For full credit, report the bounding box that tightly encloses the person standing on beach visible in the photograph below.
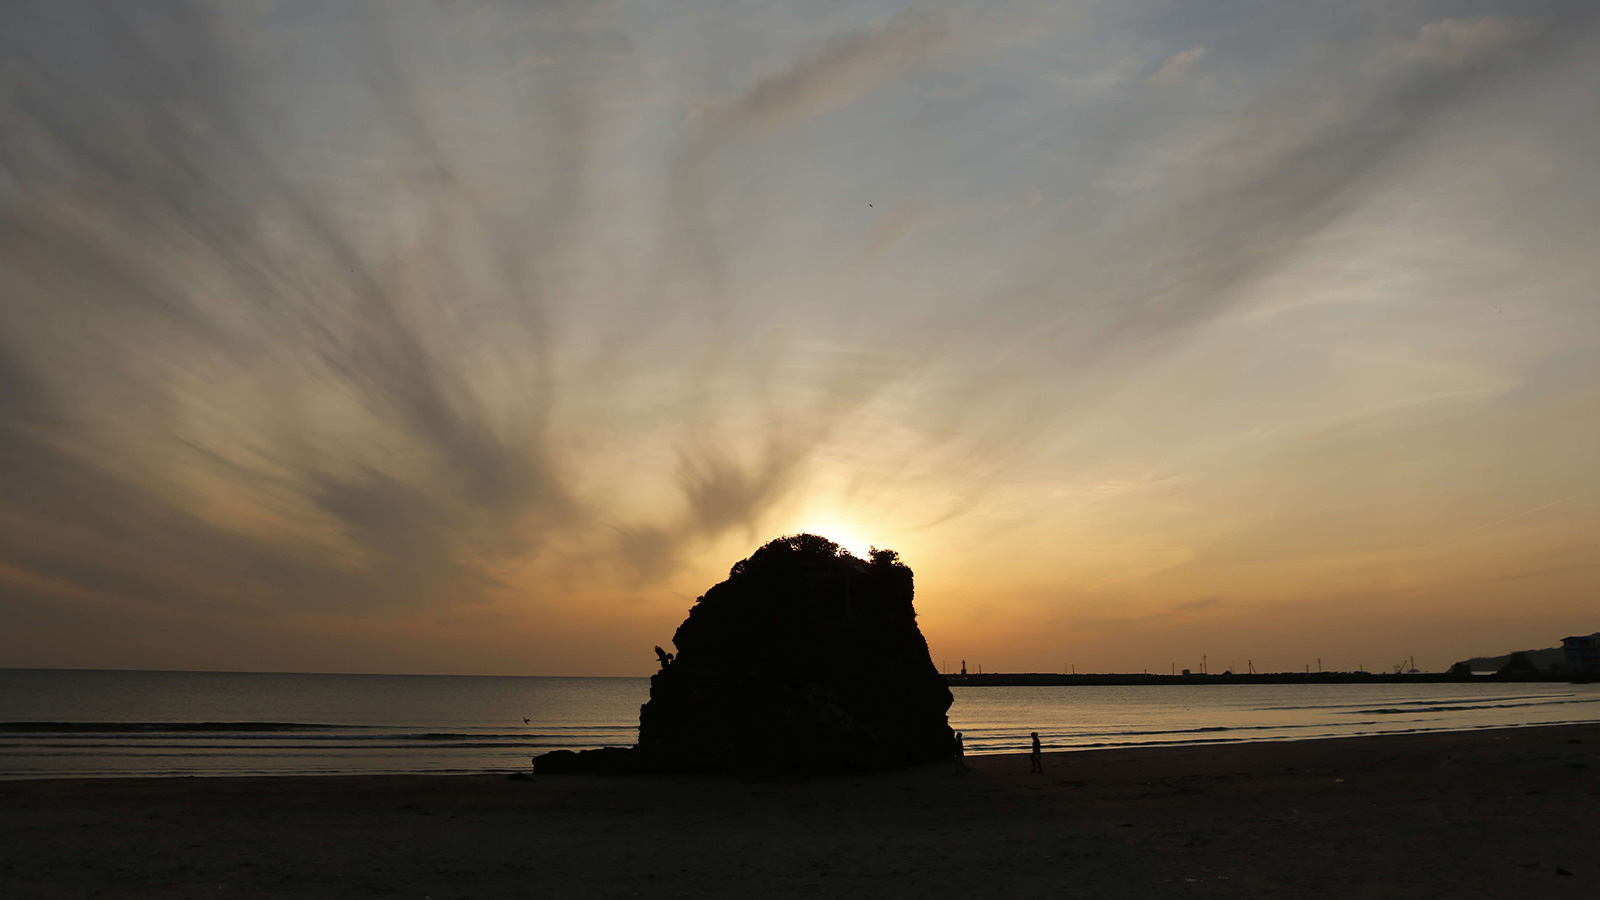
[953,731,968,773]
[1030,731,1043,773]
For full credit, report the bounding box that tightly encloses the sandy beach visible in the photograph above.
[2,723,1595,899]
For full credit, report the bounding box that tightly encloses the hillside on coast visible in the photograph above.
[1455,632,1598,673]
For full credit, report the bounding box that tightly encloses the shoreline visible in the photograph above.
[9,715,1600,783]
[3,722,1595,898]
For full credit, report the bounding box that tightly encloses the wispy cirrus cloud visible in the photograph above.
[3,1,1599,675]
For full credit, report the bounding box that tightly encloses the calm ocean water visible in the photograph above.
[2,668,1598,779]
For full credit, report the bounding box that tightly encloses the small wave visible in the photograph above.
[1256,693,1570,712]
[0,733,634,748]
[1057,736,1249,750]
[968,716,1600,754]
[0,723,636,736]
[0,722,364,733]
[1347,697,1600,715]
[0,740,585,752]
[954,720,1373,741]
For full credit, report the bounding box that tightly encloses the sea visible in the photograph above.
[2,668,1598,780]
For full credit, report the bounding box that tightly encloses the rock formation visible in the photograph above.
[634,534,954,773]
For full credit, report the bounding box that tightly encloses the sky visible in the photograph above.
[2,0,1598,677]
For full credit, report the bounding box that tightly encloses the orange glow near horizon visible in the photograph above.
[2,4,1598,678]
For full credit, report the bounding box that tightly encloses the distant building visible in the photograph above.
[1564,634,1600,675]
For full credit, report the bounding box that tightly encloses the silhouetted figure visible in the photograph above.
[953,731,968,773]
[1030,731,1042,773]
[654,645,674,670]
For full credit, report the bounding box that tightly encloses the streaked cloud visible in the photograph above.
[1151,46,1207,84]
[696,11,951,140]
[1401,15,1541,68]
[2,0,1598,675]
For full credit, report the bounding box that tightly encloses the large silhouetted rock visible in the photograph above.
[635,534,954,772]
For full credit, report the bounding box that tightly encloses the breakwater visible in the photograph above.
[945,672,1594,687]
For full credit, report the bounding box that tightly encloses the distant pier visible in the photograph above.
[943,672,1594,686]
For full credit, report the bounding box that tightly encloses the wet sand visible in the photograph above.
[2,723,1596,899]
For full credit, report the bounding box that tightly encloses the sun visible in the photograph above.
[793,516,875,561]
